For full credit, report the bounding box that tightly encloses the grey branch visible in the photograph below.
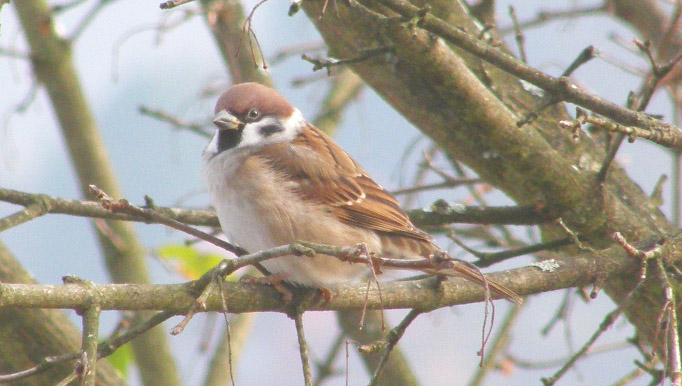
[0,236,662,313]
[0,187,552,232]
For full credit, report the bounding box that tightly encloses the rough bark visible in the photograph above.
[0,242,126,386]
[300,0,678,357]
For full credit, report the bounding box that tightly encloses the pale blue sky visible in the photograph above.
[0,1,674,385]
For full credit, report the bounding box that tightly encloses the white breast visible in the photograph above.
[201,146,377,288]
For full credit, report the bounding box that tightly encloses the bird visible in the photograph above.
[201,82,521,304]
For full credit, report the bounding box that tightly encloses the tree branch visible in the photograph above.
[12,1,181,384]
[0,234,661,312]
[0,187,553,232]
[368,0,678,134]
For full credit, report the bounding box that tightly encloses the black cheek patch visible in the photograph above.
[259,124,283,137]
[218,129,243,153]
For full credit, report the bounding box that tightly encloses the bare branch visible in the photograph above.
[139,105,211,138]
[0,186,220,228]
[0,187,549,232]
[78,299,101,386]
[468,305,523,386]
[407,202,553,226]
[291,310,313,386]
[508,6,526,64]
[0,198,53,232]
[368,0,678,134]
[302,46,394,74]
[0,233,666,313]
[88,185,246,256]
[68,0,114,41]
[311,68,365,135]
[471,238,575,268]
[367,309,421,386]
[560,111,682,150]
[497,5,606,34]
[517,46,599,127]
[0,309,174,384]
[541,307,624,386]
[312,332,346,385]
[159,0,195,9]
[391,179,481,196]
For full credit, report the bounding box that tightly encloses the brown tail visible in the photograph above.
[422,259,522,305]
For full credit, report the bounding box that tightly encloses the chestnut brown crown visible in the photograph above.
[214,82,294,119]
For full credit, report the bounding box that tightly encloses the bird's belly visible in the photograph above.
[213,188,374,288]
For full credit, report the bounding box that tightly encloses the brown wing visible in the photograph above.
[254,124,431,242]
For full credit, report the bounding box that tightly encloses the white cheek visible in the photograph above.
[239,121,268,147]
[237,109,306,148]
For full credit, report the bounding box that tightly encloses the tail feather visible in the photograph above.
[423,259,522,305]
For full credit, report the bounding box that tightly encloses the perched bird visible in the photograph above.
[202,82,521,303]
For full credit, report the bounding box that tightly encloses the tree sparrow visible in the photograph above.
[202,82,520,303]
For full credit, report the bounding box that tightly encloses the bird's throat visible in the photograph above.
[218,128,243,153]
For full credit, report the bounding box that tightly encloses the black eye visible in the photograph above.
[246,108,260,121]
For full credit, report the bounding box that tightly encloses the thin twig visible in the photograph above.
[498,5,606,34]
[98,311,176,358]
[271,41,326,65]
[0,200,53,232]
[508,6,526,63]
[2,81,39,135]
[540,307,623,386]
[612,232,664,281]
[597,42,682,182]
[368,309,422,386]
[79,304,101,386]
[111,10,199,81]
[68,0,113,41]
[240,0,270,70]
[540,289,573,336]
[0,47,30,59]
[292,310,313,386]
[609,359,651,386]
[216,277,236,386]
[159,0,195,9]
[52,0,88,13]
[172,261,229,335]
[89,185,246,256]
[313,332,346,386]
[596,132,627,183]
[474,237,574,268]
[370,0,677,135]
[517,46,598,127]
[391,179,481,196]
[556,218,595,252]
[0,186,550,232]
[468,305,523,386]
[0,308,173,383]
[507,341,634,370]
[408,203,553,227]
[139,105,211,137]
[302,46,394,75]
[0,186,220,228]
[656,257,682,385]
[560,112,682,151]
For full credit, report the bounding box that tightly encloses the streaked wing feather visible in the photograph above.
[254,124,430,242]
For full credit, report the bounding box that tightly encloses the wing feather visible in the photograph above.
[253,124,431,242]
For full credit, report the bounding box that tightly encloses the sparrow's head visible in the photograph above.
[205,83,306,157]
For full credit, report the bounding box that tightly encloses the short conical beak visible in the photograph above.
[213,110,243,130]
